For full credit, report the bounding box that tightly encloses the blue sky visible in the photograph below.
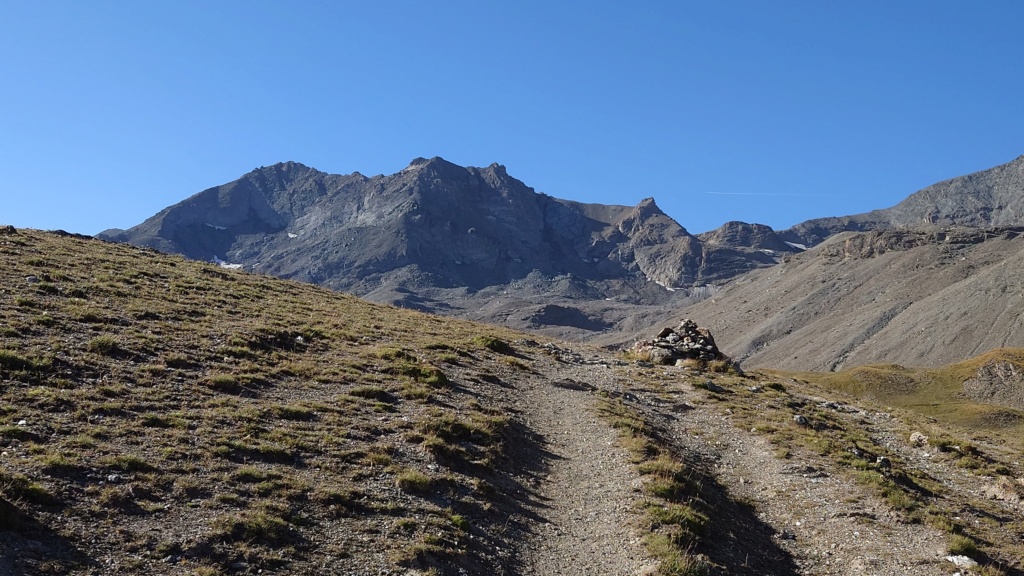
[2,1,1022,235]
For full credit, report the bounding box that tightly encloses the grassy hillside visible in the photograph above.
[0,228,533,575]
[776,348,1024,448]
[3,227,1023,575]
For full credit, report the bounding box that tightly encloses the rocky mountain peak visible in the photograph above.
[698,220,794,252]
[632,197,664,217]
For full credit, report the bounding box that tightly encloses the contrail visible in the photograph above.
[701,191,826,197]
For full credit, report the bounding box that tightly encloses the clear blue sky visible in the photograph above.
[2,1,1022,235]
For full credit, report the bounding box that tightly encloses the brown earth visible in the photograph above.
[1,229,1022,575]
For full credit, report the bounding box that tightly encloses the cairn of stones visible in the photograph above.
[631,319,725,365]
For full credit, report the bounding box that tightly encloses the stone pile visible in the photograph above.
[631,319,725,365]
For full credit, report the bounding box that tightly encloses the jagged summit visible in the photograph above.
[98,153,1024,350]
[98,157,794,338]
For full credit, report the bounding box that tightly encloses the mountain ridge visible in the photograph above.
[781,154,1024,246]
[98,153,1024,370]
[98,157,799,335]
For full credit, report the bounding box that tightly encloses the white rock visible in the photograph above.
[945,555,979,568]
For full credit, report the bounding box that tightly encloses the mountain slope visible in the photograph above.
[783,154,1024,246]
[2,228,1022,575]
[98,158,798,338]
[678,226,1024,370]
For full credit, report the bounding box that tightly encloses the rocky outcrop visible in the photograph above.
[963,360,1024,411]
[630,319,726,365]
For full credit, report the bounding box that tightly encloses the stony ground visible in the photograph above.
[495,341,1023,576]
[2,229,1022,576]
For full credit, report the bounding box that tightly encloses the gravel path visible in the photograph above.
[669,402,949,575]
[516,363,655,576]
[503,343,1021,576]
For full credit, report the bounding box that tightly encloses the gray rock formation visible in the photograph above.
[630,318,726,365]
[782,154,1024,247]
[674,226,1024,370]
[99,157,792,336]
[98,153,1024,370]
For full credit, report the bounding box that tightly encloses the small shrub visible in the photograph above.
[400,384,433,401]
[32,315,56,327]
[707,359,735,374]
[0,426,40,442]
[265,404,316,421]
[387,362,450,388]
[472,335,513,355]
[231,466,272,484]
[221,346,257,360]
[349,386,397,403]
[645,502,707,541]
[947,534,980,556]
[374,347,417,362]
[86,335,118,355]
[214,510,294,546]
[503,357,531,371]
[0,350,51,373]
[106,454,156,473]
[163,354,194,369]
[396,470,434,494]
[206,374,242,394]
[0,473,54,505]
[449,514,470,532]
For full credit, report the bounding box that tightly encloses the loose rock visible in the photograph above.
[909,431,929,446]
[630,319,730,365]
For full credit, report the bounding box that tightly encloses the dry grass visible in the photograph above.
[774,350,1024,449]
[0,228,529,575]
[594,396,711,575]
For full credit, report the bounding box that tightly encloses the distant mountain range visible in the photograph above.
[100,154,1024,368]
[98,157,804,338]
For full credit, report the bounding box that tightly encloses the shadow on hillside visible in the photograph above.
[489,415,564,574]
[686,454,800,576]
[0,498,91,574]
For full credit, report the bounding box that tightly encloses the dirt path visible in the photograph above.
[668,399,949,575]
[516,361,655,576]
[506,344,1016,576]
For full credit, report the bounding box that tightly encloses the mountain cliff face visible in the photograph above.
[100,157,795,334]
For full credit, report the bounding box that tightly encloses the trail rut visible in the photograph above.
[516,366,654,576]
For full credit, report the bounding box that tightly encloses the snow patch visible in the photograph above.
[205,223,227,231]
[288,233,298,238]
[784,241,807,251]
[212,256,244,270]
[646,276,677,292]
